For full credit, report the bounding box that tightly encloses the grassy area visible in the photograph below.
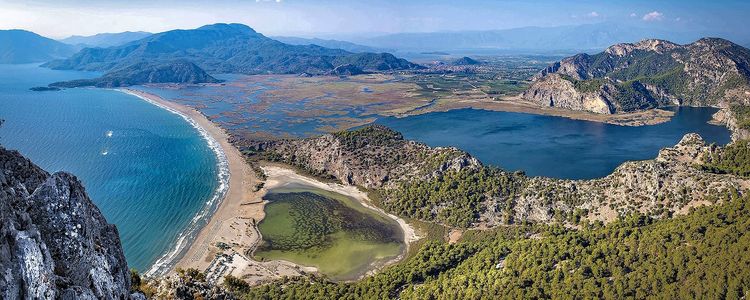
[254,186,404,280]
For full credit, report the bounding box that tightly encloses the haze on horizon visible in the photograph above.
[1,0,748,41]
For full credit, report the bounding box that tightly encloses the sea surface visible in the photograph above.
[377,107,731,179]
[0,64,223,272]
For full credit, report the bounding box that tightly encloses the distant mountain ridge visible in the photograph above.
[44,23,422,75]
[522,38,750,114]
[60,31,152,48]
[271,36,389,53]
[357,23,712,52]
[0,30,76,63]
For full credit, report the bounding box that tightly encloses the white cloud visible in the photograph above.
[629,12,637,18]
[587,11,599,18]
[642,11,664,22]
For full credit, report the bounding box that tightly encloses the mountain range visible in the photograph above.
[354,23,746,53]
[59,31,152,48]
[44,23,422,76]
[271,36,389,53]
[522,38,750,114]
[0,30,76,64]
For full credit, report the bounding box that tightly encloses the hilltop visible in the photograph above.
[49,60,220,88]
[523,38,750,114]
[44,23,422,75]
[0,30,76,63]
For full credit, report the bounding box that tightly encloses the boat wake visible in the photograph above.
[117,89,231,278]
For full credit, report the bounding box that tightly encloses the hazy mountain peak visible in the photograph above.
[197,23,257,34]
[0,29,76,63]
[60,31,152,48]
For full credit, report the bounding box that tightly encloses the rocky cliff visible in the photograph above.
[512,133,747,224]
[250,125,480,189]
[523,38,750,114]
[0,147,139,299]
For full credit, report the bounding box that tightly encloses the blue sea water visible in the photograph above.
[0,64,221,272]
[377,107,731,179]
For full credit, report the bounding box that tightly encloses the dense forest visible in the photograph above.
[701,139,750,177]
[381,167,524,228]
[212,190,750,299]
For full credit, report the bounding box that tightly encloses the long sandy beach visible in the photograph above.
[123,89,417,285]
[121,89,268,276]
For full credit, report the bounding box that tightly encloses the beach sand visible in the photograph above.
[122,89,416,285]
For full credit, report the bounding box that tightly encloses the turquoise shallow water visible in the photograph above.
[0,64,221,272]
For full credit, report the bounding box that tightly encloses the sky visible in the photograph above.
[1,0,748,39]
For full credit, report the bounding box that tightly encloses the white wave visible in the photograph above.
[106,130,113,137]
[116,89,231,278]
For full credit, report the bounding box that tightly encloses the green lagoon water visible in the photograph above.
[255,184,404,281]
[0,64,227,274]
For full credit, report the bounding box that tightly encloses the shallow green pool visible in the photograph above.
[254,184,404,280]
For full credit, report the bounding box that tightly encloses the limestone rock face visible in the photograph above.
[0,147,136,299]
[258,125,480,189]
[522,73,615,114]
[511,133,747,224]
[524,38,750,114]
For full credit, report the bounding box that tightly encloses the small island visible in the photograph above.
[29,86,61,91]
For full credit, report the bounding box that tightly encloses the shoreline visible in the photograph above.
[262,165,420,245]
[122,88,417,285]
[402,95,677,127]
[119,89,258,278]
[261,165,420,280]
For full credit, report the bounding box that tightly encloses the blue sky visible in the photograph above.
[1,0,748,38]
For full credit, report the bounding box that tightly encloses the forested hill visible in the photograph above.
[43,23,423,75]
[48,60,220,88]
[523,38,750,114]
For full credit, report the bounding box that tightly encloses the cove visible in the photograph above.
[376,107,731,179]
[254,183,404,281]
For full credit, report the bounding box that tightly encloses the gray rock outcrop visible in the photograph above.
[0,147,136,299]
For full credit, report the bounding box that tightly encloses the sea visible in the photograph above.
[0,64,227,274]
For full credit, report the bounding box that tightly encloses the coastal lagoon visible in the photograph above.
[140,76,731,180]
[0,64,224,272]
[255,183,404,281]
[377,107,731,179]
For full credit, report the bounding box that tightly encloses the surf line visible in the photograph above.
[117,89,231,278]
